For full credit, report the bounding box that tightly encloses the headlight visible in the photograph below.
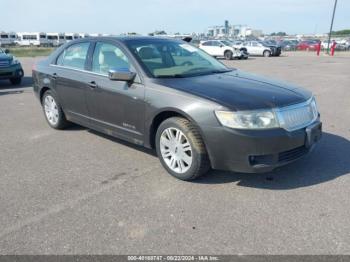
[215,110,279,129]
[11,59,20,65]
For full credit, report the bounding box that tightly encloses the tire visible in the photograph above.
[10,77,22,85]
[42,90,69,129]
[263,50,271,57]
[155,117,210,181]
[224,50,233,60]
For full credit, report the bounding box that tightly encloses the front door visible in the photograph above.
[85,41,145,144]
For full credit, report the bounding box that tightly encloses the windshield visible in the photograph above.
[221,40,232,46]
[0,48,3,53]
[125,39,231,78]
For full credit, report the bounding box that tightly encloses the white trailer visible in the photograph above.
[64,33,79,42]
[78,33,89,38]
[0,32,17,46]
[16,32,49,46]
[47,32,65,46]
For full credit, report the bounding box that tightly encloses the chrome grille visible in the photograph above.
[0,60,10,67]
[276,98,318,131]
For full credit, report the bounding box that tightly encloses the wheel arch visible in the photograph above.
[39,86,51,103]
[147,108,205,150]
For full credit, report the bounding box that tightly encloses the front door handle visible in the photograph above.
[88,81,97,88]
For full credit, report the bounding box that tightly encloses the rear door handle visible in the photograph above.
[52,73,57,79]
[88,81,97,88]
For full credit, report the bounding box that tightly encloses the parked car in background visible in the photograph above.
[278,40,297,51]
[199,40,248,60]
[32,37,322,180]
[260,40,282,56]
[0,48,23,85]
[321,40,333,50]
[234,41,273,57]
[335,41,350,51]
[220,40,249,58]
[297,40,320,51]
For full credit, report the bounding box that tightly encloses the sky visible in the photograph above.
[1,0,349,35]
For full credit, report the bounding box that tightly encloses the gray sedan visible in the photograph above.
[33,37,322,180]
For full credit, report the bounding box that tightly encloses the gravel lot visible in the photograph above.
[0,52,349,254]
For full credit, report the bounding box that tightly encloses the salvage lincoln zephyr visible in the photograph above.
[33,37,322,180]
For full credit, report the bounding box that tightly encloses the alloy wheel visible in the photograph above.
[160,127,193,174]
[44,95,59,125]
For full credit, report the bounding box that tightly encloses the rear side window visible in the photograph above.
[92,42,130,75]
[56,42,90,70]
[202,41,212,46]
[212,41,221,47]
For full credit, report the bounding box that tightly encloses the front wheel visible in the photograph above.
[155,117,210,181]
[10,77,22,85]
[224,50,233,60]
[263,50,271,57]
[42,90,69,129]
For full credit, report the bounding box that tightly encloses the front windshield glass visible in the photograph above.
[0,48,4,53]
[125,39,231,78]
[221,40,232,46]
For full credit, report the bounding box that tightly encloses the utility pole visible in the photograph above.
[327,0,338,54]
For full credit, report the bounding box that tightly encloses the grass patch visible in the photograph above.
[8,47,56,57]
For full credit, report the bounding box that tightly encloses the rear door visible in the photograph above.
[211,41,224,56]
[200,41,215,55]
[249,41,260,55]
[85,41,145,144]
[52,41,92,125]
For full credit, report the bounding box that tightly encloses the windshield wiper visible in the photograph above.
[210,69,233,74]
[184,68,233,76]
[156,74,185,78]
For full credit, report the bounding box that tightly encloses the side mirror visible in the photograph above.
[108,68,136,82]
[220,44,224,48]
[4,49,10,54]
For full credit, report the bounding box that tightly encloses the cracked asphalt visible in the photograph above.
[0,52,349,254]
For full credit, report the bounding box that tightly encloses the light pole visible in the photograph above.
[327,0,338,54]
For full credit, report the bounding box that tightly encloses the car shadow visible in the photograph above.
[83,129,349,189]
[195,132,350,189]
[87,129,157,156]
[0,76,33,89]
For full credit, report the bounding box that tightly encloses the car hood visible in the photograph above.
[0,53,12,61]
[153,70,311,111]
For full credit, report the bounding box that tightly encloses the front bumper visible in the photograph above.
[0,64,23,80]
[203,120,322,173]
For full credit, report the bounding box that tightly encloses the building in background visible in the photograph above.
[207,21,263,38]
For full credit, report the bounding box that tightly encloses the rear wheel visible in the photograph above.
[42,90,69,129]
[224,50,233,60]
[155,117,210,181]
[10,77,22,85]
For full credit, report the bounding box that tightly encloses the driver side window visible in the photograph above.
[92,42,131,75]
